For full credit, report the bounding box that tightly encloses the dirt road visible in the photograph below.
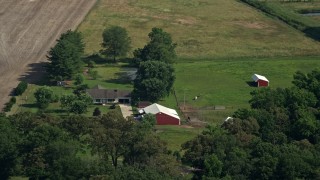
[0,0,96,110]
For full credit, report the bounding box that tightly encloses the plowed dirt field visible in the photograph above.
[0,0,96,109]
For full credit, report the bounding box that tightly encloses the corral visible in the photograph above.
[0,0,96,109]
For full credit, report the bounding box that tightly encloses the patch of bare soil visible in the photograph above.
[180,125,194,129]
[0,0,97,110]
[179,104,207,128]
[233,21,269,29]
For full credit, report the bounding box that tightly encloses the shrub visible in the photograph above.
[3,97,16,112]
[88,69,98,80]
[15,81,28,96]
[93,107,101,116]
[10,97,16,104]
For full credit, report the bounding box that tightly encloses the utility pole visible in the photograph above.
[184,90,186,110]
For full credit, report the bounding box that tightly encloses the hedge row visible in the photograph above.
[3,97,16,112]
[15,81,28,96]
[239,0,314,30]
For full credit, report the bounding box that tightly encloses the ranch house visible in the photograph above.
[86,85,131,104]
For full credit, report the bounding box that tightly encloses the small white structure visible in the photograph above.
[224,117,233,122]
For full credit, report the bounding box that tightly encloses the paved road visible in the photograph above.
[119,104,132,118]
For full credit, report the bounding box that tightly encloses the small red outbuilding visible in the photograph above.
[252,74,269,87]
[139,103,180,125]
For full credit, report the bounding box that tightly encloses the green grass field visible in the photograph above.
[161,57,320,124]
[78,0,320,59]
[83,63,134,90]
[156,125,202,152]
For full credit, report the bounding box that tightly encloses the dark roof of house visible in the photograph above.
[86,85,131,99]
[138,101,152,108]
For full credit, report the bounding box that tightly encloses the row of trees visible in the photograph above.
[182,70,320,179]
[0,111,181,179]
[101,26,176,64]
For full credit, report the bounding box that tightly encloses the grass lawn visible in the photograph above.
[8,63,132,117]
[83,63,134,90]
[156,125,202,152]
[78,0,320,59]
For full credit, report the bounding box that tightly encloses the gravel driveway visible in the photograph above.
[119,104,132,118]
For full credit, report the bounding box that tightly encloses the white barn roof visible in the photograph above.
[252,74,269,82]
[141,103,180,120]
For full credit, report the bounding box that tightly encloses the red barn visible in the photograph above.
[139,103,180,125]
[252,74,269,87]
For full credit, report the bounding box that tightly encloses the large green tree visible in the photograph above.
[133,61,175,102]
[34,86,56,109]
[293,69,320,106]
[46,30,84,81]
[90,110,135,168]
[101,26,131,62]
[134,27,177,64]
[60,94,92,114]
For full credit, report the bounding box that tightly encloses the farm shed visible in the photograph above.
[86,85,131,104]
[139,103,180,125]
[252,74,269,87]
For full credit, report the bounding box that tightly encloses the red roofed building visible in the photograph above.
[252,74,269,87]
[139,103,180,125]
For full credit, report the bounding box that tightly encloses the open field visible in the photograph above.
[0,0,97,110]
[156,125,202,152]
[161,56,320,124]
[78,0,320,59]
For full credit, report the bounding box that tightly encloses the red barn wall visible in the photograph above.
[156,113,180,125]
[258,80,269,87]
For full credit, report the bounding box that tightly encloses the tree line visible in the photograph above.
[0,111,181,179]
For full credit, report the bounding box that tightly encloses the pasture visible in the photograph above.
[156,125,202,152]
[78,0,320,59]
[161,56,320,124]
[0,0,96,110]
